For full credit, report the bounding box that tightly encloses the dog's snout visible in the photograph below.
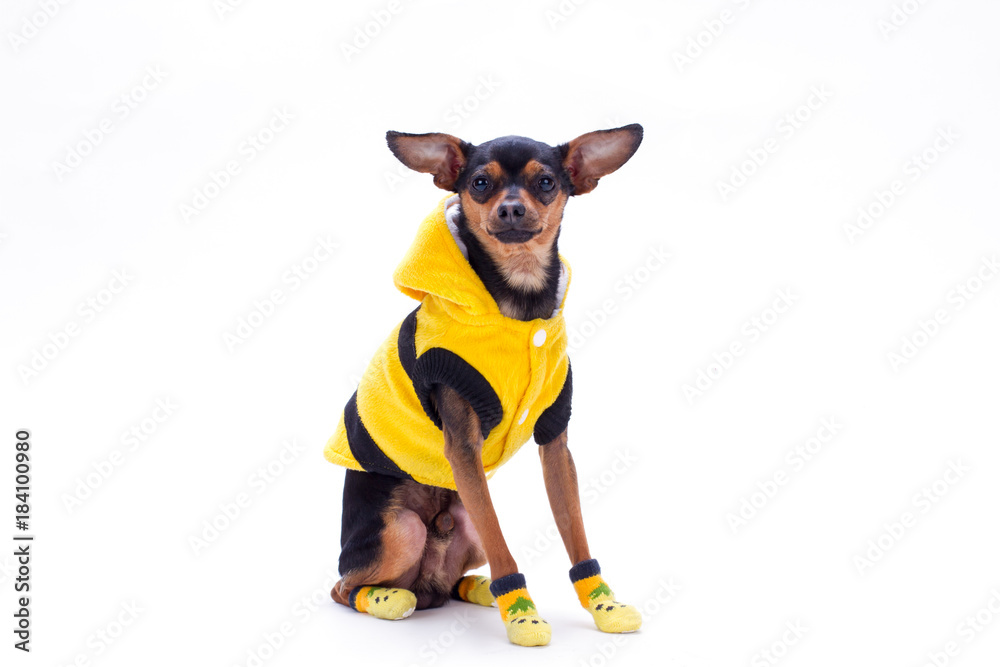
[497,200,526,222]
[489,197,540,243]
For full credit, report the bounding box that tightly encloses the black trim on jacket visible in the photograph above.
[395,307,505,439]
[411,348,504,439]
[344,391,414,480]
[397,306,420,379]
[534,363,572,445]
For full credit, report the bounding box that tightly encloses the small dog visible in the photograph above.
[326,125,643,646]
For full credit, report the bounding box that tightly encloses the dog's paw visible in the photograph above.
[454,575,495,607]
[361,587,417,620]
[490,573,550,646]
[505,613,552,646]
[588,599,642,634]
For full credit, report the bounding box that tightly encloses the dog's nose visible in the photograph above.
[497,200,526,222]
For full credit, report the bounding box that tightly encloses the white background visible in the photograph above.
[2,1,1000,665]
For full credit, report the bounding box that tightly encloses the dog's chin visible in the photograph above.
[489,228,541,244]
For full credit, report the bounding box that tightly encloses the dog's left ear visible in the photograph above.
[386,131,471,191]
[560,124,643,195]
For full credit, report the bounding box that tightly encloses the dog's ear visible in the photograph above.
[560,124,643,195]
[386,131,471,191]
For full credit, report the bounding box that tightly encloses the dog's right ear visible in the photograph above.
[386,131,471,191]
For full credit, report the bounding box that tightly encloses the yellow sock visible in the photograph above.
[451,575,495,607]
[570,559,642,633]
[489,573,551,647]
[349,586,417,620]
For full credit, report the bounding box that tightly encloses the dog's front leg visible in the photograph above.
[434,385,552,647]
[539,429,643,634]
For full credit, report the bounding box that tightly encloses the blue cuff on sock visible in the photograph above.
[489,572,527,598]
[569,558,601,583]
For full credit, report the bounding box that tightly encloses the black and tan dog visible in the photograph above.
[325,124,643,646]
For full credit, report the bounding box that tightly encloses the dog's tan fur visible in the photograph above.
[458,186,566,298]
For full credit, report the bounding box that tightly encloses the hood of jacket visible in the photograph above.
[393,195,570,323]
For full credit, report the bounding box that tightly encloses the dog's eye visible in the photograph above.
[472,177,490,192]
[538,177,554,192]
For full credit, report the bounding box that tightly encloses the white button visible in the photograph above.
[533,329,546,347]
[518,409,529,425]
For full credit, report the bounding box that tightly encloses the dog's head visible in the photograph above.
[386,125,642,289]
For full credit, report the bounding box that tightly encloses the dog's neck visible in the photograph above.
[454,208,562,321]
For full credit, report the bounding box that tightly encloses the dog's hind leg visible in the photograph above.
[331,470,427,620]
[332,506,427,620]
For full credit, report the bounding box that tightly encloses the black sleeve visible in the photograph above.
[534,363,572,445]
[411,348,504,439]
[397,306,504,439]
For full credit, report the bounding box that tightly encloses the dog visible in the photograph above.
[325,124,643,646]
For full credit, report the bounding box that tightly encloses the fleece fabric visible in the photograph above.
[324,196,572,490]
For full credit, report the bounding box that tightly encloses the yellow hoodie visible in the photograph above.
[324,196,572,490]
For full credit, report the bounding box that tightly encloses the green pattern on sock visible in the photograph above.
[589,582,613,600]
[506,596,537,616]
